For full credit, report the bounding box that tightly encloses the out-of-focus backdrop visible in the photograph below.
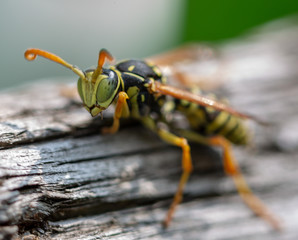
[0,0,297,89]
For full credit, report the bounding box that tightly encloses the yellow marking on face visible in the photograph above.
[128,65,135,72]
[91,107,102,117]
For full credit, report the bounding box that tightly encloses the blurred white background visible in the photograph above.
[0,0,185,89]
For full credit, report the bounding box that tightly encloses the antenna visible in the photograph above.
[24,48,85,80]
[92,49,114,81]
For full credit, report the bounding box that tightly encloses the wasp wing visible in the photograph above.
[146,44,226,91]
[154,82,268,125]
[146,43,216,67]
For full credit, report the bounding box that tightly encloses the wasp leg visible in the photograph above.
[141,118,193,228]
[208,136,282,231]
[175,129,281,230]
[158,129,193,228]
[102,91,129,134]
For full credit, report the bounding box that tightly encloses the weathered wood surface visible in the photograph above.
[1,19,298,239]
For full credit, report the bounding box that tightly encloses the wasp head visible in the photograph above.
[77,67,120,117]
[24,48,116,117]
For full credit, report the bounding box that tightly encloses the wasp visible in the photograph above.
[24,48,281,230]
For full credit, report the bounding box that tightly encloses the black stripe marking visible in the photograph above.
[212,113,232,134]
[225,122,239,139]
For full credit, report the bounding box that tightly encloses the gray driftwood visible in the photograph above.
[1,18,298,240]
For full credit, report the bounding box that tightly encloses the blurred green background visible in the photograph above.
[184,0,298,42]
[0,0,297,90]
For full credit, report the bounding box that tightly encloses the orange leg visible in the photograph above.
[102,91,129,134]
[157,129,193,228]
[173,129,281,230]
[208,136,282,231]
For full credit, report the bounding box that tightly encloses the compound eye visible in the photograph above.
[96,75,119,104]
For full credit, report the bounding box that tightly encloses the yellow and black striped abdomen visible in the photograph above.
[204,110,249,145]
[175,99,250,145]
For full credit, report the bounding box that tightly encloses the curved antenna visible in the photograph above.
[24,48,85,79]
[92,49,114,81]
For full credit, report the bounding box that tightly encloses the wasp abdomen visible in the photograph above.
[204,110,249,145]
[175,98,249,145]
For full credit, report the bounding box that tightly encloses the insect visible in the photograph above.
[24,48,281,230]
